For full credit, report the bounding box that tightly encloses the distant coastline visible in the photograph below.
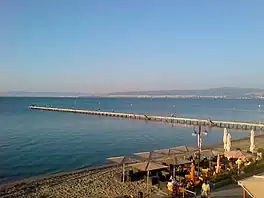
[1,87,264,99]
[106,95,264,100]
[0,95,264,100]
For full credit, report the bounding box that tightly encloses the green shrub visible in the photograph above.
[244,163,256,174]
[210,172,233,183]
[242,160,264,174]
[256,159,264,168]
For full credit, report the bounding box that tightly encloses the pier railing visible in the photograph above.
[29,105,264,131]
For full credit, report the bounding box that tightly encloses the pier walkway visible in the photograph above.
[29,106,264,131]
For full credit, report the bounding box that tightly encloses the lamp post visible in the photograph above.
[192,124,208,175]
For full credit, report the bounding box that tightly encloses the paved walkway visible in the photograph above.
[151,184,242,198]
[204,184,242,198]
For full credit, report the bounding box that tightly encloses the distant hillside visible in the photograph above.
[1,87,264,98]
[109,87,264,97]
[0,91,91,97]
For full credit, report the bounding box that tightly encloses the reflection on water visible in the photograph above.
[0,97,263,183]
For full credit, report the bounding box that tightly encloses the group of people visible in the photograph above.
[167,176,184,196]
[167,176,211,198]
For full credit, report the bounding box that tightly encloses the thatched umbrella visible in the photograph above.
[107,156,138,182]
[199,149,222,159]
[129,161,168,188]
[133,151,169,188]
[154,156,192,177]
[224,150,252,160]
[155,156,192,166]
[171,145,198,153]
[133,151,165,160]
[154,148,183,156]
[153,146,198,160]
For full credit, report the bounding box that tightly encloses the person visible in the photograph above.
[236,158,242,175]
[201,180,210,198]
[172,177,176,185]
[167,180,173,196]
[186,181,193,191]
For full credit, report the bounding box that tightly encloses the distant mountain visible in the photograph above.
[109,87,264,97]
[1,87,264,98]
[0,91,92,97]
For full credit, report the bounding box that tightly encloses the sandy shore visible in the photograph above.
[1,135,264,198]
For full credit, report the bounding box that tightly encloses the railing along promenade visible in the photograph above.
[29,106,264,131]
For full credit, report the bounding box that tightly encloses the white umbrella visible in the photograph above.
[226,133,232,152]
[250,129,255,153]
[223,128,228,151]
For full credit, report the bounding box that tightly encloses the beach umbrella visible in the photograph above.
[154,156,192,177]
[134,151,165,160]
[153,148,182,157]
[224,150,252,160]
[226,133,232,152]
[129,161,168,189]
[198,149,222,159]
[223,128,228,151]
[250,129,255,153]
[171,146,198,153]
[107,156,138,182]
[216,154,221,173]
[190,163,195,182]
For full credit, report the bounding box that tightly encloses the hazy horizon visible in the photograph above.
[1,1,264,93]
[1,87,264,96]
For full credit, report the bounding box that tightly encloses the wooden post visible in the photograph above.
[122,163,125,183]
[147,171,150,190]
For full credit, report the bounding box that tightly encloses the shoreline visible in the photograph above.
[1,135,264,197]
[0,162,116,188]
[2,134,262,187]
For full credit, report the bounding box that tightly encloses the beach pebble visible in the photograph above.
[0,167,157,198]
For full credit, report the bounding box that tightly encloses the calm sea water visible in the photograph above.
[0,97,264,184]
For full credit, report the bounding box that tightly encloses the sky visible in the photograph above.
[0,0,264,93]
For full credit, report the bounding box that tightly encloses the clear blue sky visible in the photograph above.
[1,0,264,93]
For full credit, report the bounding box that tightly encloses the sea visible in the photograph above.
[0,97,264,184]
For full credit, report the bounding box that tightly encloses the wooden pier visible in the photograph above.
[29,106,264,131]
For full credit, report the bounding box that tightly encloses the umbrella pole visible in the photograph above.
[122,163,125,183]
[147,171,150,190]
[173,165,176,178]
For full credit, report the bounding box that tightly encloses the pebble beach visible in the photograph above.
[0,166,157,198]
[1,135,264,198]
